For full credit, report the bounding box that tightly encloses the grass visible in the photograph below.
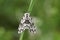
[19,0,35,40]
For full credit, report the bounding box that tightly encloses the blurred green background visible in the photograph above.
[0,0,60,40]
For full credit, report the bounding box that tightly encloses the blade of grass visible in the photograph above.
[28,0,36,13]
[19,0,36,40]
[19,32,24,40]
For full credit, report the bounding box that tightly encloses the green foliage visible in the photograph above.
[0,0,60,40]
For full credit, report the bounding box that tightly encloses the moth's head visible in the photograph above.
[24,13,30,17]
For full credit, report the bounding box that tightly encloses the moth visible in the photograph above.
[18,13,36,34]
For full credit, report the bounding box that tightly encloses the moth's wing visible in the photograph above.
[29,25,36,34]
[18,24,25,34]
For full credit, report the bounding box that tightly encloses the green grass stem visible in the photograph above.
[19,0,35,40]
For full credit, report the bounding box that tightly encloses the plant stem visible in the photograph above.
[19,32,24,40]
[28,0,35,13]
[19,0,35,40]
